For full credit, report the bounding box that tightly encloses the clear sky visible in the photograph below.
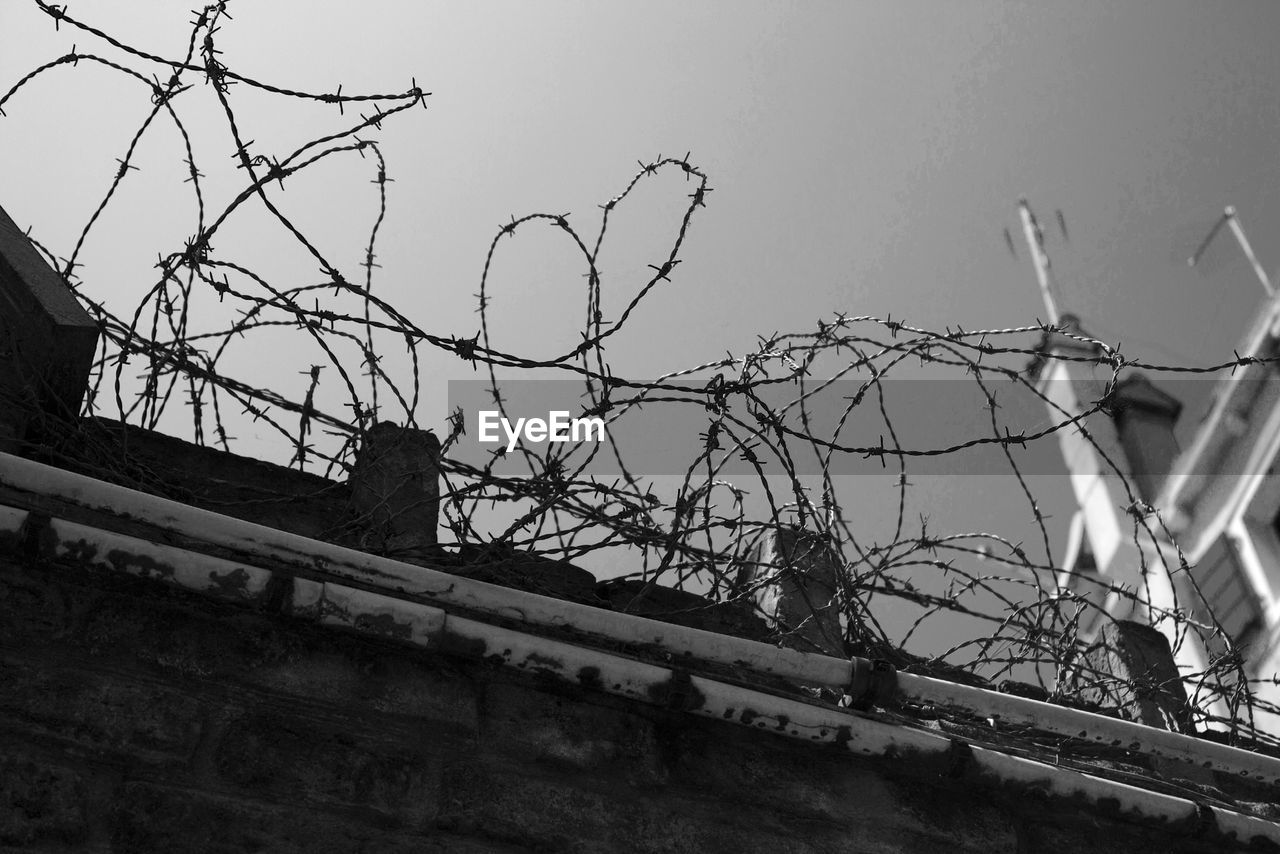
[5,1,1280,656]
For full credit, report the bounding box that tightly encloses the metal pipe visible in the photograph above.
[3,450,1280,791]
[0,450,849,684]
[896,671,1280,785]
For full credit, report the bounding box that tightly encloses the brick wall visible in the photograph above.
[0,548,1249,853]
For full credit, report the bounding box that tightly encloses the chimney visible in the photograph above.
[1108,374,1181,504]
[347,422,441,560]
[736,526,844,657]
[1025,313,1103,383]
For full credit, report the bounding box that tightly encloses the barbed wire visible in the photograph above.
[4,0,1278,772]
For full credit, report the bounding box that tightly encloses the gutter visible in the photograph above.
[1,451,1279,845]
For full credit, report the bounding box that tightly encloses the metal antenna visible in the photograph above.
[1188,205,1274,297]
[1018,199,1061,325]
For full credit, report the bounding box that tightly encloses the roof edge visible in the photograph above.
[1,449,1279,805]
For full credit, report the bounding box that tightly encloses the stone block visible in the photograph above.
[735,527,844,656]
[650,721,1016,852]
[109,783,512,854]
[0,658,202,759]
[436,751,1015,854]
[596,578,769,640]
[436,760,621,852]
[73,591,282,680]
[441,542,602,603]
[1081,620,1193,733]
[240,649,479,736]
[213,710,441,825]
[480,681,664,782]
[0,562,74,645]
[0,755,88,847]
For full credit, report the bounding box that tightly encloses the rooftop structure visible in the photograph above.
[1026,201,1280,738]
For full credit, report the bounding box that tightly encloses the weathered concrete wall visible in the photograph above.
[0,549,1254,853]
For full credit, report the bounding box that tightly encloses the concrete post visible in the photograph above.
[348,422,440,559]
[1083,620,1194,733]
[738,527,844,657]
[1080,619,1221,785]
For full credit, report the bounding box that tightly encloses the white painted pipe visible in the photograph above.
[3,450,1280,793]
[1018,199,1060,325]
[897,671,1280,787]
[0,451,850,684]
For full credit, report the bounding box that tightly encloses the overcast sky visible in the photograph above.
[8,3,1280,364]
[5,1,1280,650]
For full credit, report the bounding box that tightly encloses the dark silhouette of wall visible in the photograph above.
[0,532,1254,853]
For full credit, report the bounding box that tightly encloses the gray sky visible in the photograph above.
[8,2,1280,370]
[5,1,1280,652]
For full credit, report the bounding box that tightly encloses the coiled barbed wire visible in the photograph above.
[4,1,1277,757]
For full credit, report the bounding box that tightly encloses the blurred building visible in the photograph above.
[1032,220,1280,735]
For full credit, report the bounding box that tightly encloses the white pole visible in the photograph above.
[1225,207,1275,297]
[1188,206,1274,298]
[1019,199,1060,324]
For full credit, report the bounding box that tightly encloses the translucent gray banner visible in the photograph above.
[446,377,1240,477]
